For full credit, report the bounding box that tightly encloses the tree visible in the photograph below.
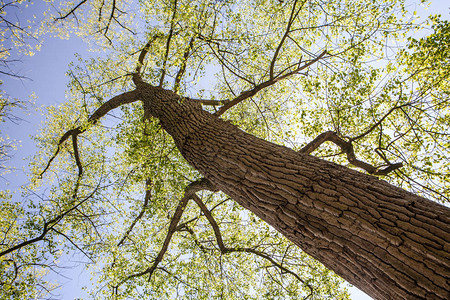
[0,0,40,173]
[1,0,449,299]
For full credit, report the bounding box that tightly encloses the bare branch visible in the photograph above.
[350,103,410,142]
[117,178,152,247]
[0,69,28,80]
[103,0,116,37]
[0,187,98,258]
[220,62,237,97]
[50,227,94,262]
[55,0,88,20]
[299,131,403,175]
[207,43,255,86]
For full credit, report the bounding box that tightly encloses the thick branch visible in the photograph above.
[136,35,161,74]
[214,50,326,117]
[299,131,403,175]
[71,134,83,177]
[40,90,138,177]
[133,34,164,86]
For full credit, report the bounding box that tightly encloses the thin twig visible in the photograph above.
[159,0,178,87]
[117,178,152,246]
[270,0,304,79]
[0,187,98,258]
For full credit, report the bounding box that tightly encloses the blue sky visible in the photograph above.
[1,0,449,299]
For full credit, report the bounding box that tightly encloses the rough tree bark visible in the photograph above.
[135,81,450,300]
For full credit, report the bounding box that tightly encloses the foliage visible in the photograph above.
[0,0,449,299]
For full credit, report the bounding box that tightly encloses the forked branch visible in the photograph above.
[350,103,410,142]
[133,34,164,86]
[190,194,314,299]
[40,90,139,177]
[112,178,216,294]
[214,50,326,117]
[56,0,132,42]
[270,0,305,79]
[300,131,402,175]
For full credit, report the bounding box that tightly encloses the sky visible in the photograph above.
[1,0,449,299]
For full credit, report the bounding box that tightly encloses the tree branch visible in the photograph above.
[40,90,139,177]
[208,43,255,87]
[159,0,178,87]
[174,37,195,93]
[50,227,94,262]
[103,0,117,37]
[214,50,327,117]
[71,134,83,177]
[190,194,314,298]
[117,178,152,247]
[270,0,304,79]
[113,178,216,292]
[55,0,88,20]
[299,131,403,175]
[133,34,163,86]
[350,103,410,142]
[180,225,210,253]
[0,187,98,258]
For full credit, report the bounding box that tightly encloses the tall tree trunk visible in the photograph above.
[138,83,450,300]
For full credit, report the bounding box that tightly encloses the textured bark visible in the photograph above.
[137,83,450,300]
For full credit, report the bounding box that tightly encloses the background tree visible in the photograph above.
[0,0,41,173]
[0,1,51,298]
[0,0,449,299]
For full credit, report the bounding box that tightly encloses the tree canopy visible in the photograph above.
[0,0,449,299]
